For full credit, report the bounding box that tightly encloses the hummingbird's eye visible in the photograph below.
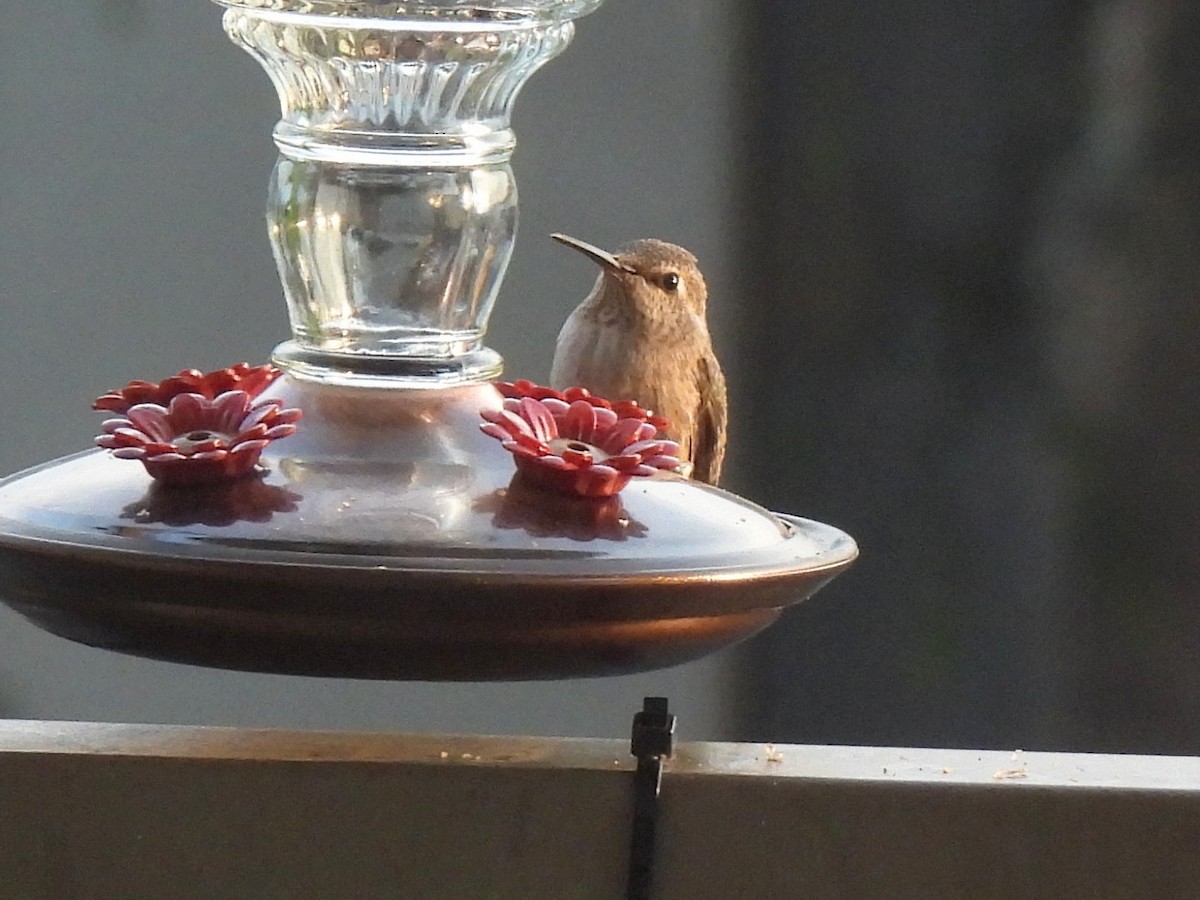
[661,272,681,292]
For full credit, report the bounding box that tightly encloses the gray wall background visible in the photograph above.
[736,0,1200,756]
[0,1,745,739]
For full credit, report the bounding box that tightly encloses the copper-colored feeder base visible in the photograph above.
[0,380,857,680]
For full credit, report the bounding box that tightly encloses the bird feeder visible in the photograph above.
[0,0,856,680]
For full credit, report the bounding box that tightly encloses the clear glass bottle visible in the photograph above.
[219,0,601,384]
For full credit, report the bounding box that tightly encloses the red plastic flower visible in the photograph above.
[96,390,302,486]
[93,363,282,414]
[496,380,670,432]
[480,395,681,498]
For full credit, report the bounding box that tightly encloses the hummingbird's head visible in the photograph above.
[551,234,708,316]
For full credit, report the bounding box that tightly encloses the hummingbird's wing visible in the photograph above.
[691,354,727,485]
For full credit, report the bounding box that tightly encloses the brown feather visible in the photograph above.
[691,353,727,484]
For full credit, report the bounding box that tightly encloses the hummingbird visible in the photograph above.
[549,233,727,484]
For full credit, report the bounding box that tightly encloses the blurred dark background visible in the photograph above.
[734,0,1200,754]
[2,0,1199,753]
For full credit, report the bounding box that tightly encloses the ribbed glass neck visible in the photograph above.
[214,0,604,23]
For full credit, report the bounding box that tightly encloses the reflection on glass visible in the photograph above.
[475,477,648,542]
[278,457,474,542]
[120,477,302,528]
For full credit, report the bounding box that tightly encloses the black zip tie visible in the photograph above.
[626,696,676,900]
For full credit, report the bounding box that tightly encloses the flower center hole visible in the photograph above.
[185,430,217,442]
[566,441,591,452]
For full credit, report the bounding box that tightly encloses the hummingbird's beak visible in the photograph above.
[551,233,635,274]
